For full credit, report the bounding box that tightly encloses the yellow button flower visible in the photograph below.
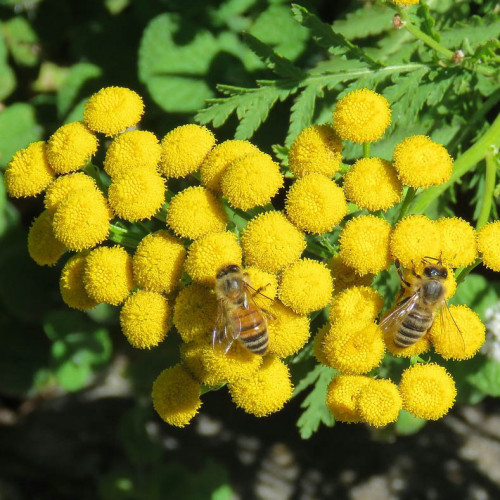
[108,170,165,221]
[185,231,242,285]
[228,356,292,417]
[357,379,402,427]
[339,215,392,275]
[438,217,477,268]
[285,174,347,233]
[288,124,342,178]
[478,220,500,271]
[220,152,283,210]
[328,255,374,295]
[243,266,278,301]
[46,122,98,174]
[267,300,310,358]
[84,86,144,136]
[173,283,218,343]
[343,158,402,211]
[326,375,371,423]
[390,215,441,269]
[399,363,456,420]
[133,230,186,294]
[59,252,97,311]
[330,285,384,328]
[241,211,306,273]
[313,323,329,365]
[393,135,453,188]
[278,259,333,315]
[44,172,98,212]
[430,304,485,360]
[103,130,161,179]
[166,186,227,239]
[52,189,111,251]
[322,322,385,375]
[181,339,262,386]
[120,290,170,349]
[159,124,215,178]
[28,210,66,266]
[333,89,391,144]
[200,140,260,192]
[5,141,55,198]
[83,246,134,305]
[152,364,202,427]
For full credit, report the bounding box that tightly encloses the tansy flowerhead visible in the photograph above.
[104,130,161,179]
[330,285,384,328]
[107,170,165,221]
[59,252,97,311]
[390,215,441,269]
[343,158,402,211]
[313,323,330,365]
[83,246,134,305]
[437,217,477,268]
[339,215,392,275]
[399,363,456,420]
[173,283,218,343]
[326,375,371,423]
[52,189,111,251]
[333,89,391,144]
[133,230,186,294]
[166,186,227,240]
[430,304,485,360]
[288,124,342,178]
[220,152,283,210]
[228,356,292,417]
[185,231,242,285]
[243,266,278,301]
[159,124,215,178]
[267,300,310,358]
[152,364,202,427]
[478,221,500,272]
[120,290,170,349]
[285,174,347,233]
[46,122,98,174]
[28,210,66,266]
[322,322,385,374]
[200,140,260,192]
[328,255,374,295]
[278,258,333,315]
[241,211,305,273]
[44,172,99,212]
[5,142,54,198]
[357,378,402,427]
[84,86,144,136]
[393,135,453,188]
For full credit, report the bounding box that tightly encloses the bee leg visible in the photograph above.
[260,306,277,321]
[410,261,422,279]
[395,259,411,287]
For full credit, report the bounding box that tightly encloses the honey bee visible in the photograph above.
[380,258,463,348]
[213,264,272,355]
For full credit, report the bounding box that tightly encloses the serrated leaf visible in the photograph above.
[0,103,41,166]
[244,33,304,79]
[1,16,39,66]
[286,84,319,146]
[333,4,392,40]
[294,364,336,439]
[417,3,440,42]
[291,4,383,68]
[440,15,500,51]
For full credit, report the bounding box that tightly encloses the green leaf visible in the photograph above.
[1,16,39,66]
[417,3,440,42]
[395,410,427,435]
[294,364,336,439]
[291,4,383,68]
[449,273,500,320]
[333,3,392,40]
[440,15,500,52]
[286,84,319,146]
[244,33,304,79]
[468,358,500,397]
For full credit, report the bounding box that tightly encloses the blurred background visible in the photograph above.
[1,0,500,498]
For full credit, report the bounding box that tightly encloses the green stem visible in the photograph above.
[363,143,371,158]
[108,224,141,249]
[412,112,500,213]
[455,258,482,284]
[396,187,416,222]
[83,163,110,193]
[476,153,497,231]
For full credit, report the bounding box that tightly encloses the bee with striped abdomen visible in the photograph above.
[380,258,463,349]
[213,264,272,355]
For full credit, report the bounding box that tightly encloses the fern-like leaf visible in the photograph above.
[286,84,320,146]
[417,3,440,42]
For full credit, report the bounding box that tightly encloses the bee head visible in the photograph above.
[423,265,447,279]
[216,264,241,280]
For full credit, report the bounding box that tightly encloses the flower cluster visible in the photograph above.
[5,85,496,431]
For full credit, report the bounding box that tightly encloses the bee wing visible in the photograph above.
[438,299,466,353]
[379,291,421,333]
[212,300,243,354]
[242,281,276,322]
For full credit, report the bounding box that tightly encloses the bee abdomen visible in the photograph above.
[242,329,269,355]
[395,309,433,347]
